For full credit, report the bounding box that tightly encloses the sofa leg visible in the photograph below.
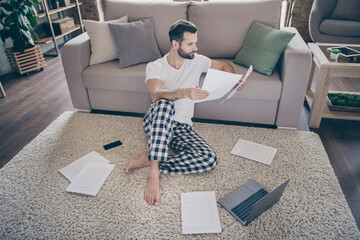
[74,108,91,113]
[277,126,297,130]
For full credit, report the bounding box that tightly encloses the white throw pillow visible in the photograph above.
[83,16,128,65]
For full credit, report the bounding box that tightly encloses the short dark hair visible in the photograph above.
[169,20,197,44]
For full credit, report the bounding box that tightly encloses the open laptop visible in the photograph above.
[218,179,290,226]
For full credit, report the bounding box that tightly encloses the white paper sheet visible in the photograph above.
[181,191,222,234]
[195,69,241,103]
[231,138,277,165]
[220,65,253,105]
[66,162,115,196]
[59,151,109,182]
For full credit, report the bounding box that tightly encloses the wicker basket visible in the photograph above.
[6,45,46,75]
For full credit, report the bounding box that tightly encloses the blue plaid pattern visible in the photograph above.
[143,99,218,175]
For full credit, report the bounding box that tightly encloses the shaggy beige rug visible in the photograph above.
[0,111,359,239]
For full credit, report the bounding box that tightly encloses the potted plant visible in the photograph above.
[0,0,45,74]
[327,92,360,112]
[330,48,341,62]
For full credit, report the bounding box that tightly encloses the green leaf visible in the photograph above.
[0,29,10,42]
[18,14,29,30]
[5,12,18,26]
[0,2,13,12]
[30,29,38,40]
[9,0,20,10]
[25,0,35,7]
[30,5,37,15]
[24,5,31,15]
[20,28,34,45]
[20,6,28,15]
[27,14,36,28]
[32,0,40,5]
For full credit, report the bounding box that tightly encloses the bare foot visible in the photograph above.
[124,150,151,173]
[144,161,160,206]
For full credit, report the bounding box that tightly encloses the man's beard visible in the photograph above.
[178,47,196,60]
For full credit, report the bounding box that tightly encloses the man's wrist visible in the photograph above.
[182,88,189,99]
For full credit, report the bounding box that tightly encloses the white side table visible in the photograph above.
[306,43,360,128]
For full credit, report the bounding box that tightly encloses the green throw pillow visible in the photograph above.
[233,21,295,76]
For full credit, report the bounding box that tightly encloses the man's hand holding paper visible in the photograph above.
[194,66,252,103]
[186,86,209,101]
[220,65,253,105]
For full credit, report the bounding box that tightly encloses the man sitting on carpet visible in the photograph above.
[124,20,245,206]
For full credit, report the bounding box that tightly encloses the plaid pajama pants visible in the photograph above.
[143,99,218,175]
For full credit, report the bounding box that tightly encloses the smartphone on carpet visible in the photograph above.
[103,140,122,150]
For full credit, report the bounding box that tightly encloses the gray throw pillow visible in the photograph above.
[108,19,162,68]
[331,0,360,22]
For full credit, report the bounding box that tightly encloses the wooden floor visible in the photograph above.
[0,56,359,231]
[0,57,74,167]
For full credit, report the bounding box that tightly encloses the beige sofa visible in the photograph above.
[61,0,312,128]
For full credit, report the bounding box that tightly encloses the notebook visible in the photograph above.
[218,179,290,226]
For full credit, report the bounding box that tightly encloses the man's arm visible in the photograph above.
[211,60,235,73]
[147,78,209,103]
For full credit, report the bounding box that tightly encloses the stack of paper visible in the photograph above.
[181,191,222,234]
[195,65,253,104]
[195,69,241,103]
[231,138,277,165]
[59,151,115,196]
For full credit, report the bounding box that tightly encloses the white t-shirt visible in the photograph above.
[145,53,212,125]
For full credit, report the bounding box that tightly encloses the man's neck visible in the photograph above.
[167,48,185,70]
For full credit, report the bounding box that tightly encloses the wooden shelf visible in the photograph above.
[35,0,84,56]
[36,3,82,18]
[35,25,81,44]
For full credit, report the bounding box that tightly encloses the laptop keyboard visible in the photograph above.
[231,188,268,222]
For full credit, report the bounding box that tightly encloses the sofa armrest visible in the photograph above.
[276,27,312,128]
[61,32,91,110]
[308,0,337,42]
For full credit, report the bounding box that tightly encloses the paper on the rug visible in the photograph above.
[66,162,115,196]
[181,191,221,234]
[231,138,277,165]
[194,69,241,103]
[59,151,109,182]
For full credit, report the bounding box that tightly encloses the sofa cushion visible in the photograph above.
[82,61,148,92]
[83,16,128,65]
[108,19,162,68]
[220,60,282,101]
[233,21,295,76]
[188,0,282,58]
[331,0,360,22]
[83,59,282,102]
[104,0,188,55]
[320,19,360,37]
